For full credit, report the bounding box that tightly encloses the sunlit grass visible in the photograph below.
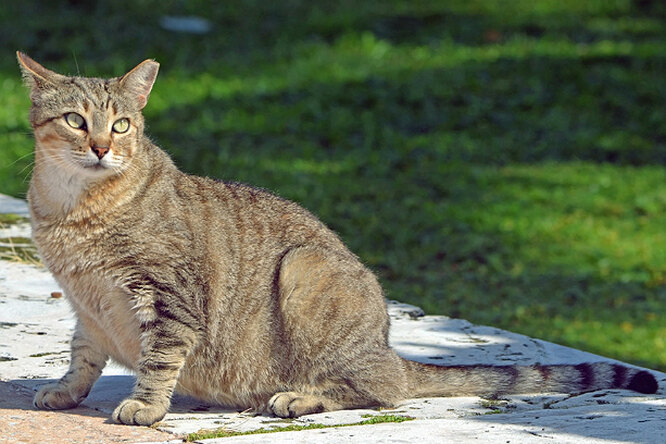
[0,0,665,370]
[148,35,664,112]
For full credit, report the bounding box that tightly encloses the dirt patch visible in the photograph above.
[0,380,178,444]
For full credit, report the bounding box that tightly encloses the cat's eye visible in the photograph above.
[112,118,130,134]
[65,113,86,130]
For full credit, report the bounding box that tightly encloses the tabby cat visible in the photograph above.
[17,52,658,426]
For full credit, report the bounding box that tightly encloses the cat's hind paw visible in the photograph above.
[33,383,82,410]
[268,391,334,418]
[112,398,167,426]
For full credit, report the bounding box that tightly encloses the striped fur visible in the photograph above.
[404,361,658,398]
[18,53,658,426]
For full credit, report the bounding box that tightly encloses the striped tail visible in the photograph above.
[404,360,659,398]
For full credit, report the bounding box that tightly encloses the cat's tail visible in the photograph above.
[402,359,659,397]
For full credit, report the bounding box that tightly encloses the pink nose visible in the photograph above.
[91,145,109,159]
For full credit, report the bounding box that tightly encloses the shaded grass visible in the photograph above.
[0,1,665,370]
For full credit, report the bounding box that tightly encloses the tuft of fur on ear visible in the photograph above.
[16,51,65,93]
[119,59,160,110]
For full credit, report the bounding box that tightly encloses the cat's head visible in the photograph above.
[17,52,159,179]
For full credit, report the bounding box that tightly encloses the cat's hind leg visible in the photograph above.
[34,322,107,410]
[267,352,408,418]
[272,247,410,417]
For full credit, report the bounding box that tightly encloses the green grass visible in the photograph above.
[0,214,28,225]
[1,1,665,370]
[28,352,60,358]
[185,415,413,441]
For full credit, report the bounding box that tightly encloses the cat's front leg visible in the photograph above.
[112,294,198,426]
[34,322,107,410]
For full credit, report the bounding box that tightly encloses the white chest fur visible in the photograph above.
[55,271,143,370]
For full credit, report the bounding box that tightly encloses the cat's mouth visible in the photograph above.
[73,156,115,174]
[76,158,107,170]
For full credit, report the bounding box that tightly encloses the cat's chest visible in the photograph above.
[33,219,143,367]
[32,217,110,273]
[55,263,143,368]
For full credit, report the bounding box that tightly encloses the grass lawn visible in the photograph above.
[1,1,665,371]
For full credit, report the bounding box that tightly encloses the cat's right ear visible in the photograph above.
[16,51,62,90]
[119,59,160,110]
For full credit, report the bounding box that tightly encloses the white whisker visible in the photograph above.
[6,151,34,168]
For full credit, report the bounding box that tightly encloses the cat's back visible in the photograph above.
[174,172,348,256]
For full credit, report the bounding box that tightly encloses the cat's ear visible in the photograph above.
[16,51,64,90]
[119,59,159,110]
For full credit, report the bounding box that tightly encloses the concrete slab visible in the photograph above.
[0,194,664,443]
[0,194,29,216]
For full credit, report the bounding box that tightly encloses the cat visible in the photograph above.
[16,52,658,426]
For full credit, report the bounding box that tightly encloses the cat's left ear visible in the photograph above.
[119,59,160,110]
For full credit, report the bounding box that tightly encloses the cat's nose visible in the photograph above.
[91,145,110,159]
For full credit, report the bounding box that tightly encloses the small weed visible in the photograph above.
[259,418,295,424]
[185,415,414,441]
[479,399,508,409]
[479,399,510,415]
[359,414,413,424]
[29,351,65,358]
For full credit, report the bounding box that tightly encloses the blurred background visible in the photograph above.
[0,0,664,371]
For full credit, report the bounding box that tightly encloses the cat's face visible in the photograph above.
[17,52,159,180]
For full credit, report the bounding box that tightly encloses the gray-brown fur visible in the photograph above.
[17,52,658,426]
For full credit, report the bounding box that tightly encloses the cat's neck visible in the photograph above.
[29,156,90,218]
[29,140,156,222]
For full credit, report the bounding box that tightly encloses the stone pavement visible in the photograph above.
[1,194,665,443]
[0,380,171,444]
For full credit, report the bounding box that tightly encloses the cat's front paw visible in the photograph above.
[33,383,83,410]
[112,398,167,426]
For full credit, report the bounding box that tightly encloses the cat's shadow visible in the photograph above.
[9,375,242,419]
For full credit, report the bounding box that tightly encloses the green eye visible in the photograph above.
[65,113,86,129]
[112,118,130,133]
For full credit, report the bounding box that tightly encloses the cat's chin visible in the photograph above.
[83,163,108,172]
[74,161,120,179]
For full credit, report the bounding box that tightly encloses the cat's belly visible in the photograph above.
[57,272,142,370]
[58,271,279,409]
[176,359,278,409]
